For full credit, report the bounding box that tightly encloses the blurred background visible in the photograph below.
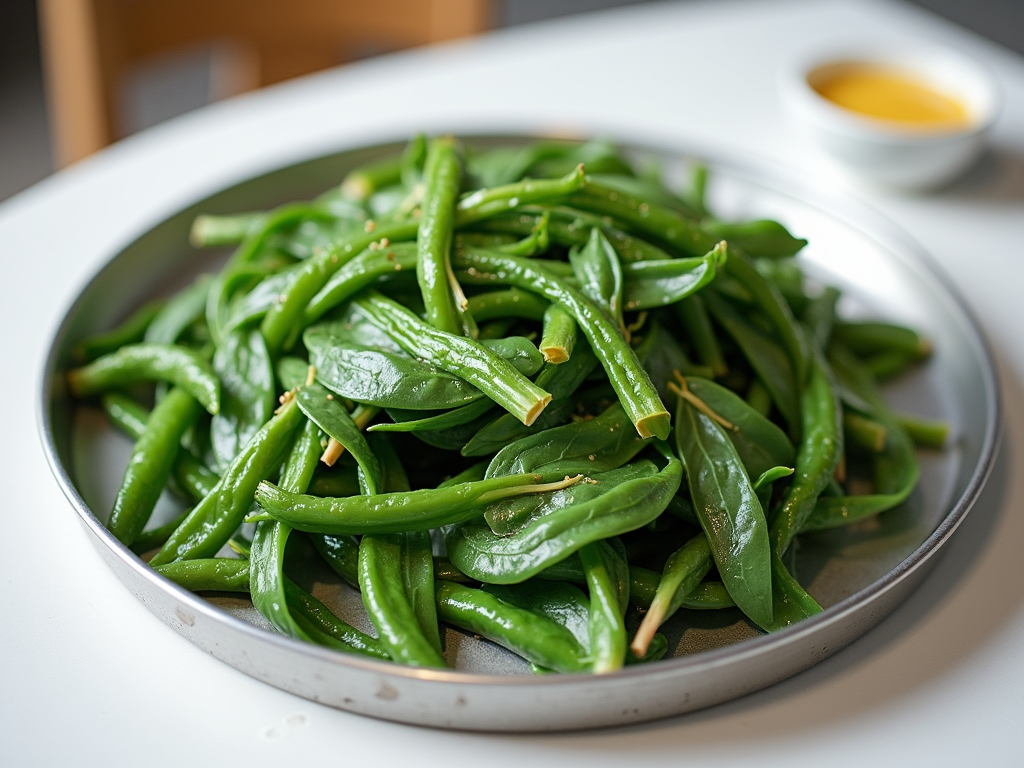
[2,0,1022,203]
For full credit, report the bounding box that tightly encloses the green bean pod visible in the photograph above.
[68,343,220,415]
[769,346,843,556]
[579,542,628,673]
[454,247,670,439]
[567,178,719,257]
[352,291,551,426]
[149,395,305,565]
[539,304,577,364]
[107,387,201,547]
[75,299,164,362]
[155,557,251,592]
[417,136,470,336]
[283,579,390,660]
[631,533,713,655]
[251,472,584,535]
[101,393,218,502]
[250,419,322,641]
[435,581,588,673]
[359,532,446,667]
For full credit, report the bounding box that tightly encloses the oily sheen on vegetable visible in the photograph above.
[67,135,942,673]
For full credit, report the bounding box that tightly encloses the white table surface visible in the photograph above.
[3,0,1023,765]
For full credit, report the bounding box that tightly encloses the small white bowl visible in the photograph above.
[779,44,999,190]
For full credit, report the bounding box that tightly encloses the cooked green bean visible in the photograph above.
[455,247,670,439]
[68,134,938,675]
[108,387,201,547]
[68,343,220,415]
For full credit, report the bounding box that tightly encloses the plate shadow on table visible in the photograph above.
[474,354,1021,749]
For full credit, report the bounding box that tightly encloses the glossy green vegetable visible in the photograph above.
[251,471,584,535]
[436,581,588,673]
[674,394,773,629]
[417,136,470,337]
[149,394,305,566]
[68,343,220,415]
[455,247,671,439]
[107,387,201,547]
[68,134,938,675]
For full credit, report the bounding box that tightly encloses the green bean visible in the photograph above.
[145,276,212,345]
[359,532,445,667]
[101,392,218,502]
[108,387,201,547]
[800,344,918,531]
[436,581,587,673]
[896,412,950,449]
[769,346,843,557]
[843,411,888,453]
[587,173,702,219]
[454,247,670,439]
[801,285,841,352]
[283,579,390,660]
[369,398,495,435]
[149,394,305,565]
[723,248,807,386]
[299,242,417,329]
[863,350,919,382]
[673,294,727,377]
[75,299,164,362]
[455,164,586,224]
[130,509,190,554]
[352,291,551,426]
[68,343,221,416]
[567,178,719,257]
[259,220,420,354]
[703,289,800,432]
[250,419,322,641]
[832,320,932,360]
[189,212,264,247]
[251,472,584,535]
[207,203,339,345]
[631,533,713,655]
[472,207,674,263]
[579,542,628,673]
[417,136,470,336]
[539,304,577,364]
[465,288,548,323]
[155,557,251,592]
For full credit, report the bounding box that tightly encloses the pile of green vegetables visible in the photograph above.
[67,135,944,674]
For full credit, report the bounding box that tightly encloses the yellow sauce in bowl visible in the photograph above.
[810,65,971,130]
